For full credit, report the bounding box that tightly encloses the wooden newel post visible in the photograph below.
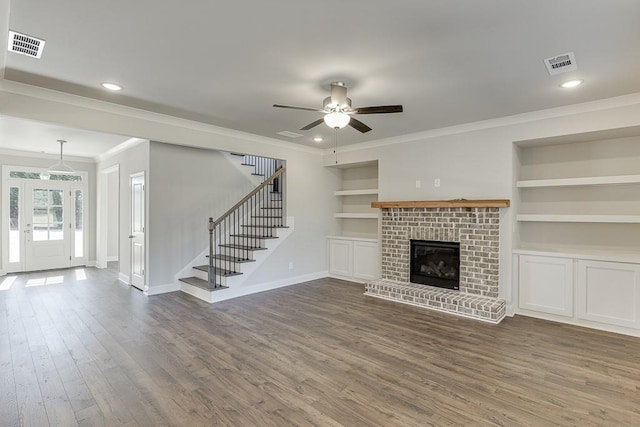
[208,217,215,287]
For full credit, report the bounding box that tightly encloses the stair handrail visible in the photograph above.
[211,166,285,227]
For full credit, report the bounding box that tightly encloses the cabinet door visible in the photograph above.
[577,260,640,328]
[353,241,379,280]
[329,239,353,277]
[519,255,574,317]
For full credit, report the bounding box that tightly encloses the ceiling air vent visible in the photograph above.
[543,52,577,75]
[277,131,303,138]
[7,30,46,59]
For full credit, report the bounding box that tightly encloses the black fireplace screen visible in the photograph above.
[410,240,460,290]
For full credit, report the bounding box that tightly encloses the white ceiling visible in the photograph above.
[0,116,130,158]
[2,0,640,152]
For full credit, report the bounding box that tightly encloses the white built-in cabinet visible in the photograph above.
[517,254,640,333]
[577,260,640,329]
[328,162,380,283]
[518,255,574,317]
[513,127,640,336]
[328,237,378,281]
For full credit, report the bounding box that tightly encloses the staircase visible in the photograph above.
[178,154,287,296]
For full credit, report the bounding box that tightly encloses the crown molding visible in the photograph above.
[94,137,147,163]
[0,79,322,155]
[323,92,640,155]
[0,147,94,163]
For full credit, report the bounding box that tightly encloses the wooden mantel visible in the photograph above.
[371,199,510,209]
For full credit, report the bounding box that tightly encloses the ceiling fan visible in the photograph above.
[273,82,403,133]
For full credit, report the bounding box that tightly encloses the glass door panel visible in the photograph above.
[74,190,84,258]
[9,187,20,263]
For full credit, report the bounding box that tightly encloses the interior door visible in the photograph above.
[24,181,71,271]
[130,173,145,290]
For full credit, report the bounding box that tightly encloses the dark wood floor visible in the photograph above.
[1,266,640,426]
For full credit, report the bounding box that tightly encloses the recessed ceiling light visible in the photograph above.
[313,137,323,143]
[101,82,122,91]
[560,79,583,89]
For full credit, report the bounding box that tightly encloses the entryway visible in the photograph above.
[1,166,88,273]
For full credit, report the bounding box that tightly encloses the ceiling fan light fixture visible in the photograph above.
[324,112,350,129]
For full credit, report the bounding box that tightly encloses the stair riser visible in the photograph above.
[230,236,271,245]
[212,259,248,269]
[193,269,229,286]
[246,220,286,227]
[219,247,263,258]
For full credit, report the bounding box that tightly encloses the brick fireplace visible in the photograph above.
[365,200,509,323]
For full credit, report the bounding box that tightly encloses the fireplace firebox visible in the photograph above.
[410,240,460,290]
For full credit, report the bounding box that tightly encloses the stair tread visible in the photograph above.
[209,254,255,263]
[241,225,288,229]
[193,265,243,277]
[179,276,229,291]
[219,243,267,250]
[230,234,279,239]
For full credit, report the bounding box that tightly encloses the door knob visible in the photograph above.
[129,235,134,239]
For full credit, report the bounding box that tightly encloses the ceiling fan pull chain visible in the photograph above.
[334,128,338,164]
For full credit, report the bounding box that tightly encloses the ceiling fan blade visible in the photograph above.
[300,118,325,131]
[353,105,403,114]
[273,104,324,112]
[348,117,372,133]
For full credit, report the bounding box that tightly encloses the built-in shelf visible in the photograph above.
[372,199,510,209]
[517,174,640,188]
[334,189,379,196]
[517,214,640,224]
[334,213,379,219]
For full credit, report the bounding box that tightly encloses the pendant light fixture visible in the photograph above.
[47,139,76,174]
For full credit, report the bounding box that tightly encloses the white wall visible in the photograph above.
[106,171,119,260]
[322,99,640,311]
[146,141,340,290]
[97,140,150,282]
[147,142,257,287]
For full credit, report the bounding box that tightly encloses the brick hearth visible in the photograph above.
[365,206,506,323]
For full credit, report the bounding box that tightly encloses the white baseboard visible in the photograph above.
[144,282,181,296]
[87,260,98,267]
[106,256,119,262]
[327,274,368,284]
[118,273,130,284]
[506,304,516,317]
[180,271,329,304]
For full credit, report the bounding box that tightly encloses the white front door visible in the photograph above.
[130,172,145,290]
[2,167,88,274]
[24,181,71,271]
